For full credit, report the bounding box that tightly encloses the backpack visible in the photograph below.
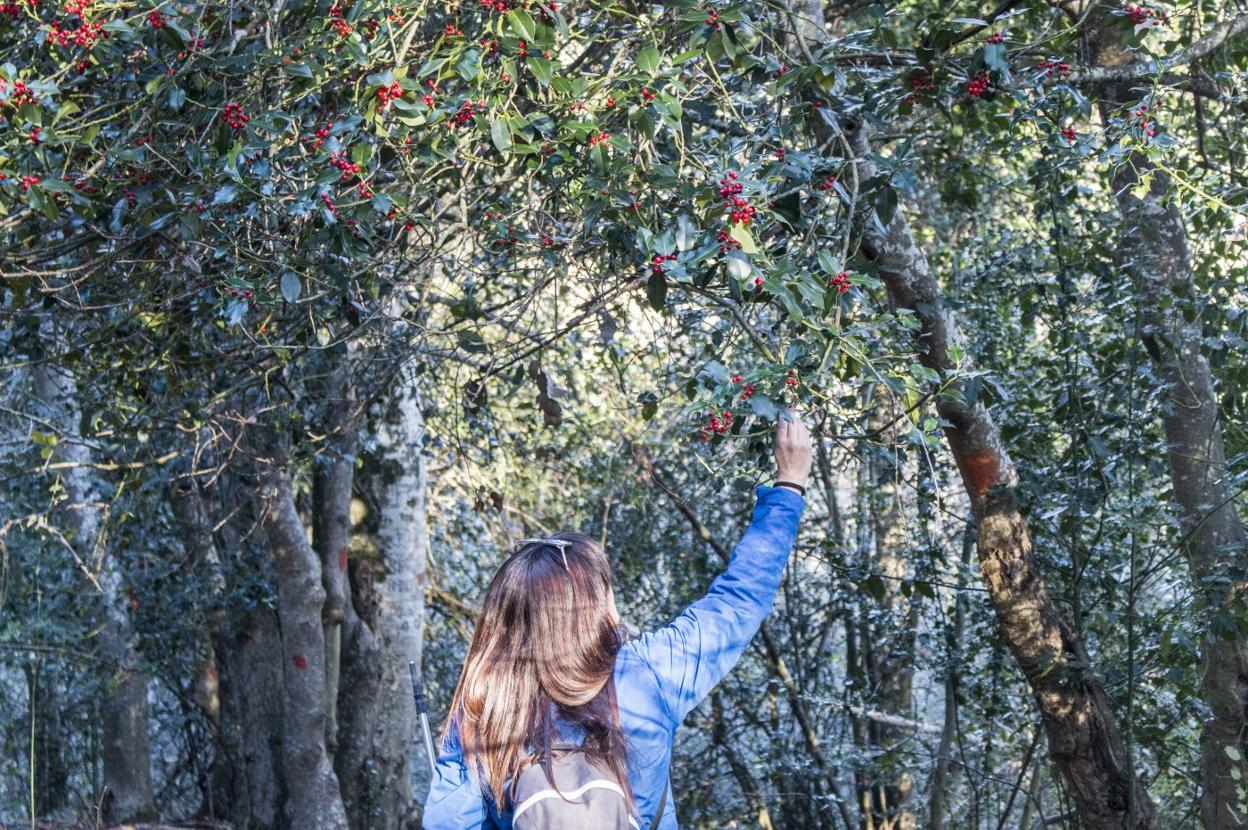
[509,745,668,830]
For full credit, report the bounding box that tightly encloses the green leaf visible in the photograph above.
[528,55,553,86]
[646,270,667,310]
[490,118,512,152]
[873,186,898,227]
[983,42,1008,72]
[280,272,302,302]
[728,223,757,254]
[749,394,779,420]
[1227,746,1243,763]
[506,8,536,40]
[636,45,660,75]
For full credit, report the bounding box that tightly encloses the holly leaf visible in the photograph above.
[646,270,667,309]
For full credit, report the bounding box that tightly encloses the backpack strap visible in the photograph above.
[650,781,669,830]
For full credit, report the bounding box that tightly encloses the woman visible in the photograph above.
[423,409,812,829]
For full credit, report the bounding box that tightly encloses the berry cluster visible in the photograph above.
[718,172,756,225]
[1061,126,1076,143]
[147,9,165,28]
[377,81,403,108]
[831,271,850,293]
[588,131,610,146]
[422,78,438,106]
[28,126,40,144]
[716,228,742,253]
[705,6,719,28]
[481,0,512,12]
[328,151,360,180]
[19,174,40,190]
[986,31,1004,43]
[320,192,335,213]
[775,65,790,78]
[640,86,655,102]
[1125,4,1166,25]
[329,4,351,37]
[774,146,786,160]
[967,71,990,98]
[1132,102,1157,138]
[786,372,799,388]
[699,410,733,440]
[1037,58,1071,78]
[447,100,482,128]
[650,252,677,275]
[444,23,461,37]
[4,80,35,107]
[818,175,837,192]
[47,18,105,48]
[64,0,92,16]
[223,101,249,130]
[309,121,333,150]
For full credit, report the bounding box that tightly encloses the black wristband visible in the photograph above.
[774,480,806,496]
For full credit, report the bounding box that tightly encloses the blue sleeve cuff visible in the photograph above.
[754,483,806,512]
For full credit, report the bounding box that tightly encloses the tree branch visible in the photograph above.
[1068,13,1248,84]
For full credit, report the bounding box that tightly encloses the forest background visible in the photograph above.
[2,0,1247,828]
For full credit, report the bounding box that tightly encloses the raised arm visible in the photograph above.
[422,722,488,829]
[630,409,812,725]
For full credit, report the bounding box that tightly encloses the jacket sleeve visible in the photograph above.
[422,723,488,830]
[630,484,804,725]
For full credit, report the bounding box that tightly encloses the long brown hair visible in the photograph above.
[444,531,632,810]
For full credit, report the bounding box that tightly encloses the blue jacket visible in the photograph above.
[422,485,805,829]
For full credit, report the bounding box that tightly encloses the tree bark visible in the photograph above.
[32,357,155,825]
[864,401,917,830]
[1075,5,1248,822]
[844,120,1156,828]
[927,520,974,830]
[312,356,358,764]
[335,366,426,830]
[256,425,349,830]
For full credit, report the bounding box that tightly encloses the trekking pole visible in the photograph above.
[410,660,437,778]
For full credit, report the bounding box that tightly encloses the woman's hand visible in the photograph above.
[774,408,813,492]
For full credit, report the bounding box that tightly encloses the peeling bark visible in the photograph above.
[32,358,155,825]
[846,122,1156,828]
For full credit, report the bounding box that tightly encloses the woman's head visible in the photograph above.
[446,531,630,807]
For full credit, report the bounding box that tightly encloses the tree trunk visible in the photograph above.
[335,367,427,830]
[212,603,287,830]
[843,118,1156,828]
[927,520,974,830]
[170,465,287,828]
[864,401,917,830]
[32,357,155,824]
[25,658,69,815]
[312,356,358,764]
[256,426,349,830]
[1078,7,1248,822]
